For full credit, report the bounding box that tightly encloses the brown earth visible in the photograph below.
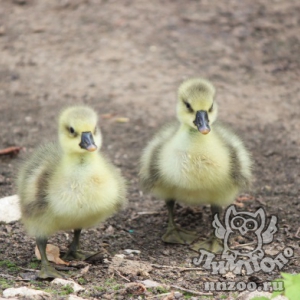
[0,0,300,299]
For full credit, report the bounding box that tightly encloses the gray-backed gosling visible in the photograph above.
[17,106,127,278]
[139,78,252,252]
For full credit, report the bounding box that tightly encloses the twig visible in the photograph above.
[290,256,300,260]
[170,285,213,296]
[147,292,172,299]
[295,227,300,239]
[153,264,190,269]
[151,264,208,273]
[255,196,266,205]
[131,211,165,220]
[115,270,130,282]
[0,273,16,279]
[16,279,37,282]
[137,211,165,215]
[0,146,23,156]
[283,224,291,231]
[19,267,38,272]
[179,268,208,273]
[73,265,90,279]
[232,241,256,249]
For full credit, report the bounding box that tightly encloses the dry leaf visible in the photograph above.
[223,271,236,280]
[234,194,254,207]
[236,194,254,202]
[125,282,146,295]
[35,244,69,265]
[234,201,244,208]
[162,291,174,300]
[80,265,90,275]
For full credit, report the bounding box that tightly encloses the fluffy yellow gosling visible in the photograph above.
[18,106,127,278]
[139,78,252,252]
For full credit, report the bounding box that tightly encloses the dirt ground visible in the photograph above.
[0,0,300,299]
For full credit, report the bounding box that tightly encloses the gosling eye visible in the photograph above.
[184,101,193,112]
[69,127,75,135]
[208,103,214,113]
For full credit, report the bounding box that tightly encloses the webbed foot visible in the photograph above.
[36,238,68,279]
[191,235,223,253]
[190,205,224,253]
[63,250,90,261]
[38,264,68,279]
[162,226,198,245]
[162,200,198,244]
[63,249,108,261]
[63,250,103,261]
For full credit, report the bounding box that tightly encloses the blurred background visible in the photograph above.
[1,0,299,198]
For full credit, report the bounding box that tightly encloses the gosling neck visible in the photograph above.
[62,150,99,166]
[179,123,214,139]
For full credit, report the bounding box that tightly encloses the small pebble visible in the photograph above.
[124,249,141,255]
[174,291,183,299]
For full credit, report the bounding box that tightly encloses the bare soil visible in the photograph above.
[0,0,300,299]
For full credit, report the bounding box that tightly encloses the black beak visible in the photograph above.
[193,110,210,134]
[79,132,97,152]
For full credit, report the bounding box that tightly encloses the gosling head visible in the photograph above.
[58,106,102,154]
[177,78,218,134]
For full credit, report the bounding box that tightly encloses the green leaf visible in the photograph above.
[281,272,296,282]
[271,290,282,298]
[272,273,300,300]
[285,282,300,300]
[251,297,270,300]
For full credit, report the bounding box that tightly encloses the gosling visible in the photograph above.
[17,106,127,278]
[139,78,252,252]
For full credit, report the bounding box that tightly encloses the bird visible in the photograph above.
[17,105,127,279]
[139,78,252,252]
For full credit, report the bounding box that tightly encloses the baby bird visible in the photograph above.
[139,78,252,252]
[17,106,127,279]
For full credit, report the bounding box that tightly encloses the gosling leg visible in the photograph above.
[37,237,67,279]
[162,200,197,245]
[191,205,223,253]
[64,229,103,261]
[63,229,86,260]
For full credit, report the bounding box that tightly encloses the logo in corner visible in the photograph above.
[193,205,293,275]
